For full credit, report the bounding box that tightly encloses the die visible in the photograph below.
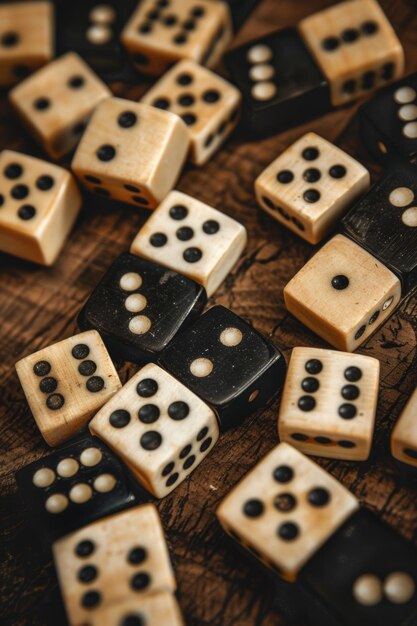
[86,592,185,626]
[78,253,206,363]
[55,0,138,82]
[121,0,233,76]
[278,348,380,461]
[298,0,404,107]
[391,386,417,470]
[71,99,190,209]
[224,28,331,138]
[15,330,122,446]
[0,150,82,265]
[141,60,241,165]
[0,1,54,88]
[359,72,417,165]
[341,164,417,293]
[158,305,287,430]
[299,510,417,626]
[90,363,219,498]
[15,434,140,542]
[53,504,176,626]
[224,0,260,32]
[9,52,111,160]
[255,133,370,244]
[216,442,359,581]
[130,191,247,296]
[284,234,401,352]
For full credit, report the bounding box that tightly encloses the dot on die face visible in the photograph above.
[93,473,117,493]
[45,493,69,514]
[249,64,275,81]
[125,293,147,313]
[33,467,55,488]
[220,327,243,347]
[383,571,416,604]
[57,458,79,477]
[128,315,152,335]
[69,483,93,503]
[80,447,103,467]
[86,24,113,45]
[120,272,142,291]
[403,122,417,139]
[394,86,416,104]
[352,574,383,606]
[402,207,417,227]
[251,82,277,101]
[247,45,273,64]
[398,104,417,121]
[190,358,214,377]
[389,187,414,207]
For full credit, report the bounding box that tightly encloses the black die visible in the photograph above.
[341,165,417,293]
[158,305,286,430]
[224,0,260,31]
[224,28,331,138]
[359,72,417,165]
[78,253,207,363]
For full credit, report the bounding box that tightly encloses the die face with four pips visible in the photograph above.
[284,234,402,352]
[78,252,206,364]
[15,330,122,447]
[90,363,219,498]
[278,348,380,461]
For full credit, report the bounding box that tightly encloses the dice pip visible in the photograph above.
[78,253,206,363]
[90,364,219,498]
[53,504,176,626]
[16,435,139,542]
[224,28,331,137]
[299,0,404,106]
[0,150,82,265]
[284,235,401,352]
[0,1,53,87]
[255,133,370,244]
[9,53,111,160]
[391,386,417,471]
[217,443,359,581]
[15,330,121,446]
[341,164,417,293]
[121,0,233,76]
[278,348,380,461]
[87,592,185,626]
[71,99,190,209]
[141,60,241,165]
[130,191,247,296]
[159,305,287,430]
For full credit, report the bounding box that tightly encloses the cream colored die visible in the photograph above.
[0,150,81,265]
[130,190,247,296]
[284,234,401,352]
[391,386,417,467]
[278,348,380,461]
[90,363,219,498]
[71,99,190,209]
[141,60,241,165]
[87,592,185,626]
[217,442,359,581]
[122,0,233,76]
[255,133,370,244]
[15,331,121,447]
[9,52,111,160]
[0,1,53,87]
[53,504,176,626]
[299,0,404,106]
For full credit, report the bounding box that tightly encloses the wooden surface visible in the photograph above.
[1,1,417,625]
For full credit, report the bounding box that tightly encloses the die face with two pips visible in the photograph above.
[15,330,122,446]
[71,98,190,209]
[278,348,380,461]
[78,253,206,364]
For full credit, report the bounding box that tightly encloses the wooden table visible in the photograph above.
[1,1,417,624]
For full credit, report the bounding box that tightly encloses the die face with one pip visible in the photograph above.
[90,364,219,498]
[71,98,190,209]
[9,53,111,161]
[130,190,247,297]
[299,0,404,107]
[16,435,139,542]
[78,253,206,364]
[224,28,331,138]
[255,133,370,244]
[141,60,241,165]
[391,386,417,470]
[121,0,233,76]
[0,150,82,265]
[15,330,122,447]
[278,348,380,461]
[159,305,287,431]
[341,166,417,294]
[217,442,359,582]
[87,592,185,626]
[284,235,401,352]
[0,1,54,87]
[53,504,176,626]
[359,72,417,165]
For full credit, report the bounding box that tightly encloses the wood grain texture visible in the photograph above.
[1,1,417,625]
